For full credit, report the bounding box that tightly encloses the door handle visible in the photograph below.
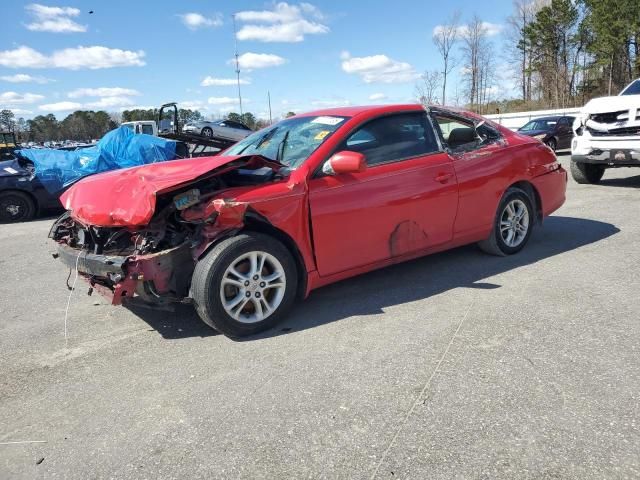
[434,172,453,183]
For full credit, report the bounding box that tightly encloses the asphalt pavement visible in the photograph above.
[1,153,638,479]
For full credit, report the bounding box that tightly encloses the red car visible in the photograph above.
[50,105,567,337]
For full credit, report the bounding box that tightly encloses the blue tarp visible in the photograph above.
[16,127,177,193]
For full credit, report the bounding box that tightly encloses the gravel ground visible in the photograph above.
[0,153,638,479]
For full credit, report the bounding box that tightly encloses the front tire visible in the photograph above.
[570,160,605,184]
[191,233,298,337]
[201,127,213,138]
[0,191,36,223]
[478,187,534,256]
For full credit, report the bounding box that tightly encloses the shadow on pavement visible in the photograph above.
[125,303,218,339]
[599,173,640,189]
[249,215,618,341]
[128,216,618,341]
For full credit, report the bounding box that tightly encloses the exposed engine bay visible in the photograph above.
[49,156,288,305]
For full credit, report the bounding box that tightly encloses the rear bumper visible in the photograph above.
[55,243,193,305]
[531,166,567,217]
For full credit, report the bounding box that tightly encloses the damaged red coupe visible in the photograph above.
[50,105,567,337]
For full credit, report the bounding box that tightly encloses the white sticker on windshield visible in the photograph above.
[3,167,18,174]
[311,116,344,126]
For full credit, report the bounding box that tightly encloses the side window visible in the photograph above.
[558,118,569,126]
[141,124,154,135]
[340,113,439,166]
[434,114,500,152]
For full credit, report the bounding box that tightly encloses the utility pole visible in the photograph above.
[232,14,243,116]
[268,91,272,124]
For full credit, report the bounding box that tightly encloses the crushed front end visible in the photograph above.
[49,154,285,306]
[572,102,640,166]
[50,210,199,305]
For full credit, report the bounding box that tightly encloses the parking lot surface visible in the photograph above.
[1,154,638,479]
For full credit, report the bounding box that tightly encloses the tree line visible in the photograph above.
[418,0,640,113]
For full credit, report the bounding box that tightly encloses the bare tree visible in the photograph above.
[461,15,496,112]
[415,70,442,106]
[433,11,461,105]
[506,0,536,101]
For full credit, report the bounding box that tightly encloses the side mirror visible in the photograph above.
[322,151,366,175]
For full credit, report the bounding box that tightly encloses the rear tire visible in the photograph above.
[201,127,213,138]
[570,160,605,184]
[191,233,298,338]
[478,187,534,256]
[0,191,36,223]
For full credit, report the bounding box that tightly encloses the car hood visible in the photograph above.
[0,157,31,178]
[582,95,640,114]
[60,154,278,227]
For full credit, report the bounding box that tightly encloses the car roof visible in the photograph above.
[296,104,425,118]
[527,116,563,121]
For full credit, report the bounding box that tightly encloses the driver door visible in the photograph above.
[308,112,459,277]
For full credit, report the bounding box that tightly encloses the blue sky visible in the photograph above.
[1,0,515,120]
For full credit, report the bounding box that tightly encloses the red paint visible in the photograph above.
[327,151,366,174]
[59,104,567,302]
[60,155,274,227]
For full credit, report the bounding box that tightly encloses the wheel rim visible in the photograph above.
[0,196,27,221]
[203,128,212,137]
[500,199,529,248]
[219,251,286,324]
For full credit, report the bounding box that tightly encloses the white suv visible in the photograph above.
[571,79,640,184]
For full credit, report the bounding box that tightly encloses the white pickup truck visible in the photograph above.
[571,79,640,184]
[121,120,158,137]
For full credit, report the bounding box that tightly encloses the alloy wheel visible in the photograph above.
[500,199,530,248]
[219,251,286,324]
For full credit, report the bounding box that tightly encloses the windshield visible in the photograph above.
[519,119,557,132]
[620,79,640,96]
[225,115,349,168]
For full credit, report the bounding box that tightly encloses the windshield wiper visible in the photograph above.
[276,130,290,163]
[235,127,279,155]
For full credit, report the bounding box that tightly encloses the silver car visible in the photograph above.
[183,119,253,141]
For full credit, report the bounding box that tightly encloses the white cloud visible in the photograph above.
[0,73,52,84]
[179,13,223,30]
[201,76,250,87]
[368,93,387,101]
[232,52,286,70]
[433,22,503,38]
[85,96,136,108]
[68,87,140,98]
[180,100,208,111]
[340,52,419,84]
[0,45,145,69]
[9,108,34,115]
[235,2,328,42]
[38,101,82,112]
[311,98,351,107]
[0,91,45,105]
[208,97,240,106]
[25,3,87,33]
